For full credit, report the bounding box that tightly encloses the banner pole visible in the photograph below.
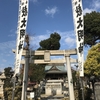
[21,50,30,100]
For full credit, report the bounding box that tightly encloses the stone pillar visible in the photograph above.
[0,72,6,99]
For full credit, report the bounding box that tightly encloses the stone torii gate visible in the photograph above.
[13,0,84,99]
[17,49,78,100]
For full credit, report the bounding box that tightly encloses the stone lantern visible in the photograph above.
[0,71,6,100]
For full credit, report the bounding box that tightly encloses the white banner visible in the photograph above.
[14,0,29,76]
[72,0,84,76]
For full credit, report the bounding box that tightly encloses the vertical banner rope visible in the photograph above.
[14,0,29,76]
[72,0,84,77]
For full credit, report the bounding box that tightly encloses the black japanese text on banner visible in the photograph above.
[72,0,84,77]
[14,0,29,76]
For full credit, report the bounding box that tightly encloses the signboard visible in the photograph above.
[30,92,34,98]
[44,50,50,62]
[72,0,84,76]
[14,0,29,76]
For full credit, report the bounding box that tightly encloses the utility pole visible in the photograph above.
[12,77,16,100]
[80,78,84,100]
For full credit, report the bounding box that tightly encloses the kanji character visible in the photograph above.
[76,4,82,17]
[20,18,26,28]
[20,29,25,39]
[18,41,23,54]
[77,17,83,29]
[22,6,27,17]
[77,30,84,41]
[78,42,83,53]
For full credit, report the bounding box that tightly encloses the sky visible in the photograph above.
[0,0,100,71]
